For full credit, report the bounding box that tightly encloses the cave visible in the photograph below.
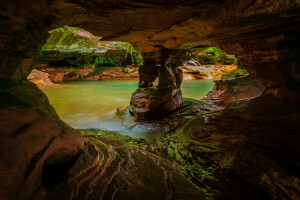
[0,1,300,200]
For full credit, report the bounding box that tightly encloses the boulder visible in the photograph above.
[202,67,264,108]
[27,69,55,88]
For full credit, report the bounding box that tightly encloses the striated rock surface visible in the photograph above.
[157,95,300,199]
[130,50,185,120]
[180,64,237,80]
[41,129,204,200]
[202,67,264,108]
[0,80,85,200]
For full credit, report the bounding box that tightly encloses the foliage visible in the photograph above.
[95,56,118,67]
[41,26,144,69]
[132,52,144,65]
[185,47,237,65]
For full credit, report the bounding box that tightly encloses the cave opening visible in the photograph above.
[29,26,254,142]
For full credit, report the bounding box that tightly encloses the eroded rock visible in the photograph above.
[40,129,205,200]
[27,69,55,88]
[202,67,264,108]
[157,95,300,199]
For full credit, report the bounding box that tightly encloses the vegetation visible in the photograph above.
[186,47,237,65]
[95,56,118,67]
[41,26,144,70]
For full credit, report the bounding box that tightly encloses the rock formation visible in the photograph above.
[157,95,300,199]
[130,50,186,120]
[0,0,300,199]
[180,64,237,80]
[202,67,265,108]
[27,69,55,88]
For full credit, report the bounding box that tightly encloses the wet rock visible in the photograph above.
[202,67,264,108]
[138,65,159,88]
[41,129,205,200]
[157,95,300,199]
[130,87,183,120]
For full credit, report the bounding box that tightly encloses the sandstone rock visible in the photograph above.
[138,65,159,88]
[130,87,183,120]
[40,129,205,200]
[180,65,237,80]
[0,81,85,200]
[157,95,300,199]
[202,67,264,108]
[123,66,135,73]
[39,68,94,82]
[27,69,55,88]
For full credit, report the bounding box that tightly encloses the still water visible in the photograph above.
[42,80,214,139]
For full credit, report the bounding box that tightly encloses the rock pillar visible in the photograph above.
[130,49,187,120]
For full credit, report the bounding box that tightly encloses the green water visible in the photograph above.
[42,80,214,138]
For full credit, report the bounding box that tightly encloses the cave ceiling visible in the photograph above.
[13,0,299,52]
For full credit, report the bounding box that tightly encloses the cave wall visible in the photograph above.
[0,0,300,199]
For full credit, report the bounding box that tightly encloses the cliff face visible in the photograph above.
[0,1,300,199]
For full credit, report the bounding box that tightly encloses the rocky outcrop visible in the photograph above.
[27,69,55,88]
[41,129,204,200]
[157,94,300,199]
[34,67,138,83]
[117,98,215,141]
[130,50,186,120]
[202,67,264,108]
[180,64,237,80]
[0,80,85,200]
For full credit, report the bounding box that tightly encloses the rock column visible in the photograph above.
[130,49,187,120]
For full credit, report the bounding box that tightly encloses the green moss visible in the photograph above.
[79,129,151,149]
[221,65,249,80]
[185,47,237,65]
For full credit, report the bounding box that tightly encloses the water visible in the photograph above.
[42,80,214,140]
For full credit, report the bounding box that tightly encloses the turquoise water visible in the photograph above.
[42,80,214,138]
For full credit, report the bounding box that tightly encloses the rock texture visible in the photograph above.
[157,95,300,199]
[33,67,138,83]
[202,67,265,108]
[130,50,186,120]
[41,129,204,200]
[0,80,85,200]
[180,64,237,80]
[27,69,55,88]
[1,0,298,95]
[130,87,183,120]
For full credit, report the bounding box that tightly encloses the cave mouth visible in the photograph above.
[30,27,246,143]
